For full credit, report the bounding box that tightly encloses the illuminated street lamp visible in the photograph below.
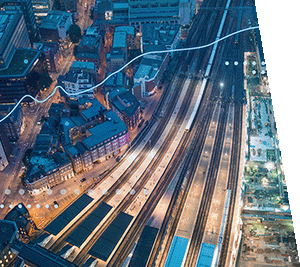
[219,82,224,97]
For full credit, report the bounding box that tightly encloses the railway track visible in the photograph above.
[73,76,201,265]
[47,56,189,254]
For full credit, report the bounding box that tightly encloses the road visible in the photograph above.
[0,0,94,219]
[19,0,260,266]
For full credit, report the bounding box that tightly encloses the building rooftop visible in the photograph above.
[0,220,18,252]
[0,48,41,77]
[0,11,23,56]
[71,61,96,71]
[115,25,135,36]
[80,98,106,121]
[112,31,127,48]
[110,89,140,117]
[39,10,71,30]
[134,57,163,80]
[142,23,180,52]
[0,104,21,124]
[83,110,127,149]
[79,35,100,48]
[76,52,99,60]
[27,152,71,182]
[12,241,79,267]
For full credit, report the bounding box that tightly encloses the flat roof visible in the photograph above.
[88,212,132,261]
[79,35,99,48]
[112,31,127,48]
[71,61,96,70]
[13,241,79,267]
[196,243,215,267]
[0,104,21,124]
[111,90,140,117]
[40,10,71,30]
[165,236,189,267]
[0,48,41,78]
[0,220,18,251]
[66,203,112,247]
[81,99,106,120]
[44,194,93,235]
[83,110,127,149]
[128,226,158,267]
[115,26,135,36]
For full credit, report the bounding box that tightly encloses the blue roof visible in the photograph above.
[66,203,112,247]
[88,212,133,261]
[71,116,86,127]
[81,99,106,120]
[83,110,127,149]
[65,145,80,157]
[60,118,76,145]
[115,26,135,36]
[71,61,96,70]
[128,226,158,267]
[0,104,21,124]
[165,236,189,267]
[14,241,78,267]
[44,194,93,235]
[196,243,215,267]
[113,31,127,48]
[110,89,140,117]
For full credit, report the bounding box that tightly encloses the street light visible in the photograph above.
[219,82,224,97]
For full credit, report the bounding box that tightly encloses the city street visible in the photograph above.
[0,0,94,219]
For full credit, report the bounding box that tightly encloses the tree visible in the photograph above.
[68,24,82,43]
[39,72,52,89]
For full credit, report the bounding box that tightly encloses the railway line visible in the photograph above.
[44,55,189,254]
[150,0,255,266]
[73,75,199,265]
[31,0,260,265]
[45,10,213,263]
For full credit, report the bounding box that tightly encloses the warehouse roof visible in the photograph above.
[83,110,127,149]
[66,203,112,247]
[44,194,93,235]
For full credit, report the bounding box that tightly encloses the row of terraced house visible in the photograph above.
[25,99,129,195]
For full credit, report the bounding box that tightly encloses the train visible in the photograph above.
[185,0,230,133]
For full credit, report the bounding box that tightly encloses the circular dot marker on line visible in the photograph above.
[225,61,229,66]
[144,189,149,195]
[9,204,13,209]
[27,204,31,209]
[234,61,238,66]
[252,61,256,66]
[33,189,39,195]
[130,189,136,195]
[261,61,265,65]
[0,204,4,209]
[261,70,266,75]
[74,189,80,195]
[116,189,121,195]
[54,204,58,208]
[252,70,256,74]
[18,204,22,209]
[102,189,108,195]
[45,204,49,209]
[46,189,52,195]
[88,189,94,195]
[5,189,11,195]
[19,189,25,195]
[36,204,40,208]
[60,189,66,195]
[243,61,247,66]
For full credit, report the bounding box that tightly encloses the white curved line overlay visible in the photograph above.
[0,25,259,123]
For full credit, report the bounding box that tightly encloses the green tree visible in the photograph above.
[68,24,82,43]
[39,72,52,89]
